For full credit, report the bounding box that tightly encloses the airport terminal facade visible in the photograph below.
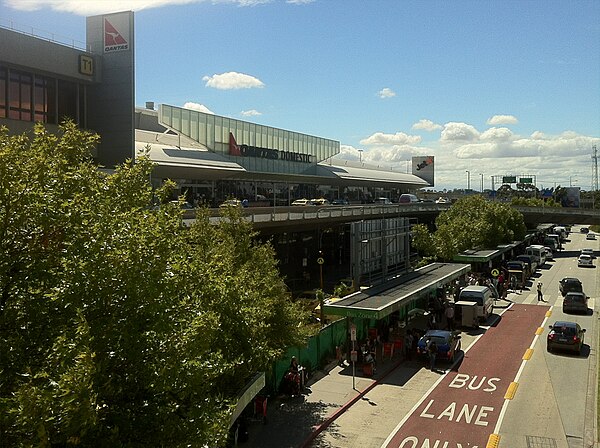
[1,10,437,294]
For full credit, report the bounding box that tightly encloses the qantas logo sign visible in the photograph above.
[229,133,311,163]
[104,17,129,53]
[416,156,434,171]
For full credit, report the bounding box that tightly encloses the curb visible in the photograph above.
[298,357,405,448]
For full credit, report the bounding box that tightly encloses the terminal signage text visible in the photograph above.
[229,133,311,163]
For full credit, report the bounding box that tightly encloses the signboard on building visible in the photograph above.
[562,187,580,208]
[519,177,533,184]
[502,176,517,184]
[412,156,434,186]
[103,13,130,53]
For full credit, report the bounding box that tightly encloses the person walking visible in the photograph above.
[537,282,545,302]
[445,303,455,331]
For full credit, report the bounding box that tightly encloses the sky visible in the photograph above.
[1,0,599,191]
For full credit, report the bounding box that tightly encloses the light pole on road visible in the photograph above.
[466,170,471,191]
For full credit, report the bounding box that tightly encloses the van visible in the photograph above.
[526,245,547,267]
[399,194,419,204]
[516,254,538,274]
[546,234,562,251]
[374,197,392,205]
[458,285,494,321]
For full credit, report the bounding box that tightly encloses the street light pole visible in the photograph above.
[358,149,363,162]
[465,170,471,191]
[480,173,484,192]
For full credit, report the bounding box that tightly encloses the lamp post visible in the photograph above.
[569,176,578,187]
[480,173,484,193]
[358,149,363,162]
[465,170,471,191]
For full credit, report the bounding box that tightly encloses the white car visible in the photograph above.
[581,248,595,259]
[586,233,596,240]
[578,254,593,267]
[291,198,315,206]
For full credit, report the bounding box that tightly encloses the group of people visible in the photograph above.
[280,356,306,397]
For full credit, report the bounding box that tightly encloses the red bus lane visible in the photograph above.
[384,303,549,448]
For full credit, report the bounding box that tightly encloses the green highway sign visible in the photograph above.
[502,176,517,183]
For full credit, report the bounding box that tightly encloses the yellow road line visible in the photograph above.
[486,433,501,448]
[523,348,534,360]
[545,310,552,318]
[504,381,519,400]
[535,327,544,335]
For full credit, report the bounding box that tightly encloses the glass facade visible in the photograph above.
[0,65,84,125]
[160,104,340,175]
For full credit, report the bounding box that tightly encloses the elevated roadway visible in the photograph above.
[194,204,600,233]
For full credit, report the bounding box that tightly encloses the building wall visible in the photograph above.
[86,11,135,168]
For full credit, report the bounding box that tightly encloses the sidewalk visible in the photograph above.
[241,345,409,448]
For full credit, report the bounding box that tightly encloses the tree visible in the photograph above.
[0,123,310,447]
[412,195,527,261]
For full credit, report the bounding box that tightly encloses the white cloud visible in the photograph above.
[377,88,396,99]
[412,119,442,132]
[241,109,262,117]
[480,127,513,141]
[486,114,518,125]
[440,122,480,142]
[3,0,271,15]
[202,72,265,90]
[286,0,315,4]
[359,132,421,146]
[182,102,214,114]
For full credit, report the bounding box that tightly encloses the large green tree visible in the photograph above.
[0,123,309,447]
[412,195,527,261]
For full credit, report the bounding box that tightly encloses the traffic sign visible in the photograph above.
[317,257,324,265]
[491,268,500,277]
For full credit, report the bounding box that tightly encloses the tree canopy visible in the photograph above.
[411,195,527,261]
[0,122,310,447]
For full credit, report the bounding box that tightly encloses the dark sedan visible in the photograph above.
[559,277,583,296]
[547,321,586,354]
[416,330,462,362]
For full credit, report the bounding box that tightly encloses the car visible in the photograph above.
[547,321,585,354]
[169,200,195,210]
[331,198,349,206]
[580,227,590,233]
[586,233,596,240]
[416,329,462,362]
[435,197,451,204]
[374,197,392,205]
[559,277,583,296]
[291,198,315,206]
[581,248,595,259]
[219,199,242,208]
[578,254,593,267]
[399,193,419,204]
[311,198,330,206]
[544,246,554,260]
[562,292,588,314]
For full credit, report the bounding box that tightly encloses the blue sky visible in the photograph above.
[2,0,599,190]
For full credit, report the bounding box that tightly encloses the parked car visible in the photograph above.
[416,330,462,362]
[581,248,595,259]
[580,227,590,233]
[559,277,583,296]
[544,246,554,260]
[586,233,596,240]
[562,292,588,314]
[547,321,585,354]
[291,198,315,206]
[578,254,593,267]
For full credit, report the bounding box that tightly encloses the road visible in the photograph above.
[310,225,598,448]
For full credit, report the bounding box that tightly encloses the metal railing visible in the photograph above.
[0,18,90,52]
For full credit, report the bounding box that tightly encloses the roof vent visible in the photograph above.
[145,101,155,110]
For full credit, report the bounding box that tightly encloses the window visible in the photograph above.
[9,70,33,121]
[34,75,56,123]
[0,67,6,118]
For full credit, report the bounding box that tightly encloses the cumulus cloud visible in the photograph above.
[440,122,480,142]
[377,88,396,99]
[183,102,214,114]
[486,115,518,125]
[360,132,421,146]
[202,72,265,90]
[4,0,270,15]
[412,119,442,132]
[241,109,262,117]
[480,127,513,141]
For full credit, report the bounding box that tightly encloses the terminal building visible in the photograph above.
[1,10,433,208]
[2,10,466,307]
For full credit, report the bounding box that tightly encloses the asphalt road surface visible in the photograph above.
[312,225,598,448]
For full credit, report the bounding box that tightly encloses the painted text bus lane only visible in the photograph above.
[384,304,549,448]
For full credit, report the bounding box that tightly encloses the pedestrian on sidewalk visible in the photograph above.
[427,339,437,371]
[405,330,414,360]
[445,303,455,331]
[537,282,545,302]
